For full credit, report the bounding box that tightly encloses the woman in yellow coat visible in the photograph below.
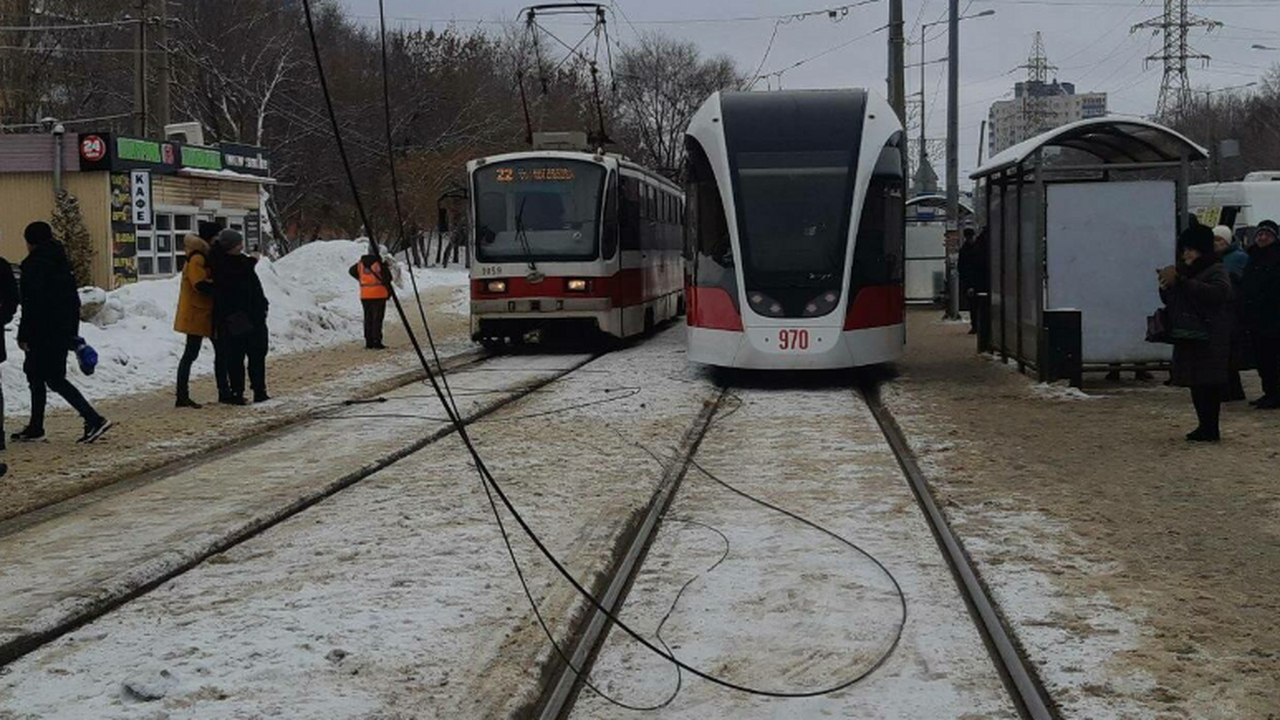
[174,234,215,408]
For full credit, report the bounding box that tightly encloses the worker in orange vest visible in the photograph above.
[349,252,392,349]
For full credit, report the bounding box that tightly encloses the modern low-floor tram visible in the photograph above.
[467,148,684,345]
[683,88,907,370]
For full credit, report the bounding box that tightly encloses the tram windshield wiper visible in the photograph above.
[514,196,544,283]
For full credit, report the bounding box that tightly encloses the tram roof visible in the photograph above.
[906,194,974,215]
[972,116,1208,179]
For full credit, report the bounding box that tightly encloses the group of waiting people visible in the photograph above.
[1161,219,1280,442]
[174,222,271,407]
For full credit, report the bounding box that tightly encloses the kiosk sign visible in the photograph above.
[130,170,153,225]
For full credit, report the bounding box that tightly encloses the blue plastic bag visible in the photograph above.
[74,336,98,376]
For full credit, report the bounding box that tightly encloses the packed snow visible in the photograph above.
[0,240,469,415]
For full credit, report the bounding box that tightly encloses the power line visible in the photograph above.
[0,19,140,32]
[1132,0,1223,117]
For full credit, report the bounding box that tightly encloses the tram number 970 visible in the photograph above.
[778,329,810,351]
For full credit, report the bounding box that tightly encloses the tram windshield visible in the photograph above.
[473,159,605,263]
[733,150,854,314]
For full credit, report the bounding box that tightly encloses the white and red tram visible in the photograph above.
[683,89,907,369]
[467,148,684,345]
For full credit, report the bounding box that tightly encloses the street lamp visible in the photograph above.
[914,6,994,319]
[912,9,996,188]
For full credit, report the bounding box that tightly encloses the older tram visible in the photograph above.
[683,89,907,369]
[467,142,684,345]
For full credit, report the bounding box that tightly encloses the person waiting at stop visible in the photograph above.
[350,251,391,350]
[1240,219,1280,409]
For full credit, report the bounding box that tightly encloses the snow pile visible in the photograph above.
[0,241,470,415]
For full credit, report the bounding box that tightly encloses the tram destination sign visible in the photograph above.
[493,165,576,183]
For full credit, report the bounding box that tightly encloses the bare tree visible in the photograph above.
[611,34,741,175]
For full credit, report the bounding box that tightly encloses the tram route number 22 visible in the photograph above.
[778,329,810,351]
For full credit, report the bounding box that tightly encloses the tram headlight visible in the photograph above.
[802,291,840,317]
[486,280,508,293]
[748,291,785,317]
[566,278,589,292]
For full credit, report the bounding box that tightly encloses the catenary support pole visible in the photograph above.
[889,0,906,124]
[945,0,961,319]
[133,0,147,136]
[155,0,170,130]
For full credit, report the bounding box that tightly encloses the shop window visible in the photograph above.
[136,212,195,279]
[138,257,154,275]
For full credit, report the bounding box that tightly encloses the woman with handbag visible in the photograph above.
[210,230,270,405]
[1159,224,1235,442]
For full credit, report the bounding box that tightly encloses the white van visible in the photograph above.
[1189,172,1280,244]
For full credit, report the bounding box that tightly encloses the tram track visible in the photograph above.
[538,376,1061,720]
[860,381,1060,720]
[0,349,600,670]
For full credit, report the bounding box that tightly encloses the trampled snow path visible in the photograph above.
[0,352,583,666]
[569,386,1017,719]
[0,240,469,415]
[0,326,719,719]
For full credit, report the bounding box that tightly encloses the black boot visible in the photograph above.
[176,395,203,409]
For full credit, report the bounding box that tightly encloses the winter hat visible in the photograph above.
[1177,224,1215,256]
[1212,225,1233,243]
[23,221,53,246]
[214,228,244,253]
[198,221,224,242]
[1257,219,1279,237]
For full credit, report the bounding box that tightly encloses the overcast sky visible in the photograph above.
[340,0,1279,180]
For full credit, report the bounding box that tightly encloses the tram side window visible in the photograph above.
[686,138,733,272]
[620,176,642,251]
[853,143,906,286]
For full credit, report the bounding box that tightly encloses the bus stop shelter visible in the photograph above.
[970,117,1208,386]
[905,194,973,304]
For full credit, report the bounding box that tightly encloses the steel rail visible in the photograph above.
[860,382,1059,720]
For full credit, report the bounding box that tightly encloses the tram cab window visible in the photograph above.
[685,138,734,272]
[853,143,906,287]
[472,158,605,262]
[602,171,619,260]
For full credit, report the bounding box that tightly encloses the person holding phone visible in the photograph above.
[1159,224,1234,442]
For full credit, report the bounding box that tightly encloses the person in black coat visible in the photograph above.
[0,248,20,477]
[12,222,111,444]
[1159,224,1235,442]
[209,229,270,404]
[957,227,989,335]
[197,221,233,402]
[1240,219,1280,409]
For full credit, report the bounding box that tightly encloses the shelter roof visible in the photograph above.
[972,117,1208,179]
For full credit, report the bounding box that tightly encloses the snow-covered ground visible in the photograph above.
[0,327,721,719]
[0,240,469,414]
[571,386,1015,719]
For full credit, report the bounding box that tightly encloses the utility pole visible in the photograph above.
[945,0,961,320]
[155,0,170,131]
[1019,32,1057,138]
[132,0,148,136]
[888,0,906,124]
[1132,0,1221,119]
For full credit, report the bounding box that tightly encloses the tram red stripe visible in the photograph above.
[844,284,905,330]
[687,286,743,331]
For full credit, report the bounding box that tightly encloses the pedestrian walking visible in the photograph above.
[210,229,270,404]
[1159,224,1234,442]
[350,252,391,349]
[10,222,111,444]
[0,245,20,478]
[1214,224,1251,401]
[1240,219,1280,409]
[174,233,215,408]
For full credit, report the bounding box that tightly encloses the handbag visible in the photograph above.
[1147,301,1212,344]
[1145,308,1173,344]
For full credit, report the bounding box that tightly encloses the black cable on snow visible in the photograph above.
[302,0,906,704]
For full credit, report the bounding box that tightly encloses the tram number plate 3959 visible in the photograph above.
[778,328,811,351]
